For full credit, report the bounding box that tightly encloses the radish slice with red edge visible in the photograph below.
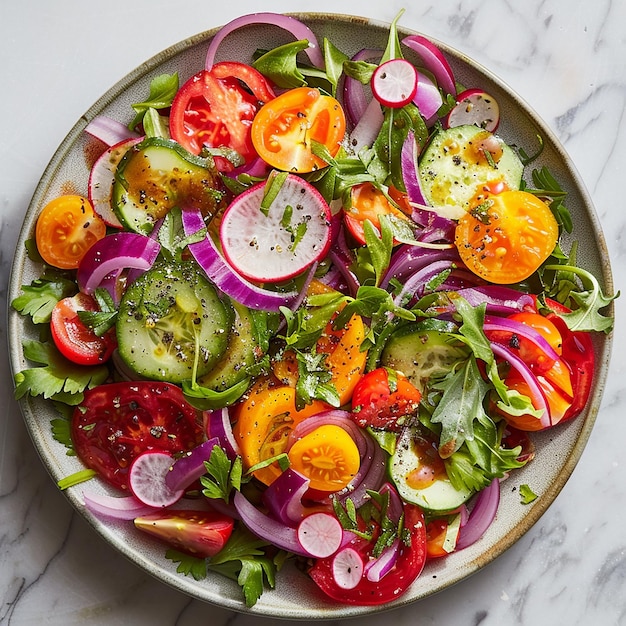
[219,174,332,283]
[165,437,220,493]
[182,207,300,311]
[297,512,343,558]
[402,34,456,96]
[82,491,156,520]
[445,88,500,132]
[332,547,364,589]
[128,451,184,508]
[88,137,142,228]
[371,59,418,108]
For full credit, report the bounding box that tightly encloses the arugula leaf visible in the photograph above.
[343,59,377,84]
[431,357,490,458]
[12,277,76,324]
[544,264,616,333]
[182,377,250,411]
[158,206,207,262]
[77,288,118,336]
[129,73,179,132]
[207,526,279,607]
[362,215,394,286]
[142,107,170,139]
[14,340,109,403]
[528,166,572,233]
[260,171,289,217]
[323,38,349,97]
[380,9,405,63]
[253,40,309,89]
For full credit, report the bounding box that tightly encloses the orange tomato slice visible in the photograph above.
[251,86,345,173]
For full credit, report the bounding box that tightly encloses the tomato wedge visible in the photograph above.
[134,509,234,558]
[308,502,427,605]
[351,367,422,431]
[36,195,106,270]
[169,61,275,168]
[251,86,346,173]
[72,382,204,490]
[455,190,559,284]
[50,293,117,365]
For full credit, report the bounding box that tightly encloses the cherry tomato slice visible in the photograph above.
[351,367,422,431]
[343,182,412,246]
[36,195,106,270]
[251,86,346,173]
[50,293,117,365]
[72,382,204,490]
[455,190,559,284]
[169,61,275,167]
[425,517,459,559]
[308,502,427,605]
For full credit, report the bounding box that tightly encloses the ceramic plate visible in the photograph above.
[8,13,614,619]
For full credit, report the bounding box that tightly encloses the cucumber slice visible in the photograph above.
[418,124,523,210]
[197,299,257,391]
[113,137,224,235]
[381,324,470,392]
[389,426,474,513]
[117,261,232,383]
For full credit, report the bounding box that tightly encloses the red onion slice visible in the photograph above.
[76,232,161,297]
[205,408,240,459]
[455,479,500,550]
[414,71,443,125]
[82,491,156,520]
[84,115,139,147]
[402,35,456,96]
[364,538,400,582]
[165,437,220,493]
[206,13,324,70]
[262,467,310,526]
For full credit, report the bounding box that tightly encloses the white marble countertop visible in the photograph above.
[1,0,623,624]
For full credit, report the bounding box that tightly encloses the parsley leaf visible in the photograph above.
[12,277,76,324]
[294,348,340,409]
[77,288,118,336]
[200,444,243,502]
[207,526,279,607]
[158,206,207,262]
[15,340,109,404]
[166,549,208,581]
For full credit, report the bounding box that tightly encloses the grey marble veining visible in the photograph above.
[1,0,624,624]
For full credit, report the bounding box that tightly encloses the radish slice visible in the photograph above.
[371,59,418,108]
[219,174,332,283]
[332,547,364,589]
[446,89,500,132]
[88,136,142,228]
[297,512,343,558]
[128,451,184,508]
[402,35,456,96]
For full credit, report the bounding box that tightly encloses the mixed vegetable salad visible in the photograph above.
[12,11,615,608]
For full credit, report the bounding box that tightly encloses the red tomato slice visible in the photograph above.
[308,502,427,605]
[351,367,422,431]
[251,86,346,173]
[72,382,204,490]
[169,61,275,168]
[50,293,116,365]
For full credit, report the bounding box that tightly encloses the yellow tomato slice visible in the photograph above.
[455,190,558,284]
[288,424,361,492]
[36,195,106,269]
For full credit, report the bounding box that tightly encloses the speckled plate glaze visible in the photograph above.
[8,13,614,619]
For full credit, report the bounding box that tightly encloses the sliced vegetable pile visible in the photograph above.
[12,10,615,608]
